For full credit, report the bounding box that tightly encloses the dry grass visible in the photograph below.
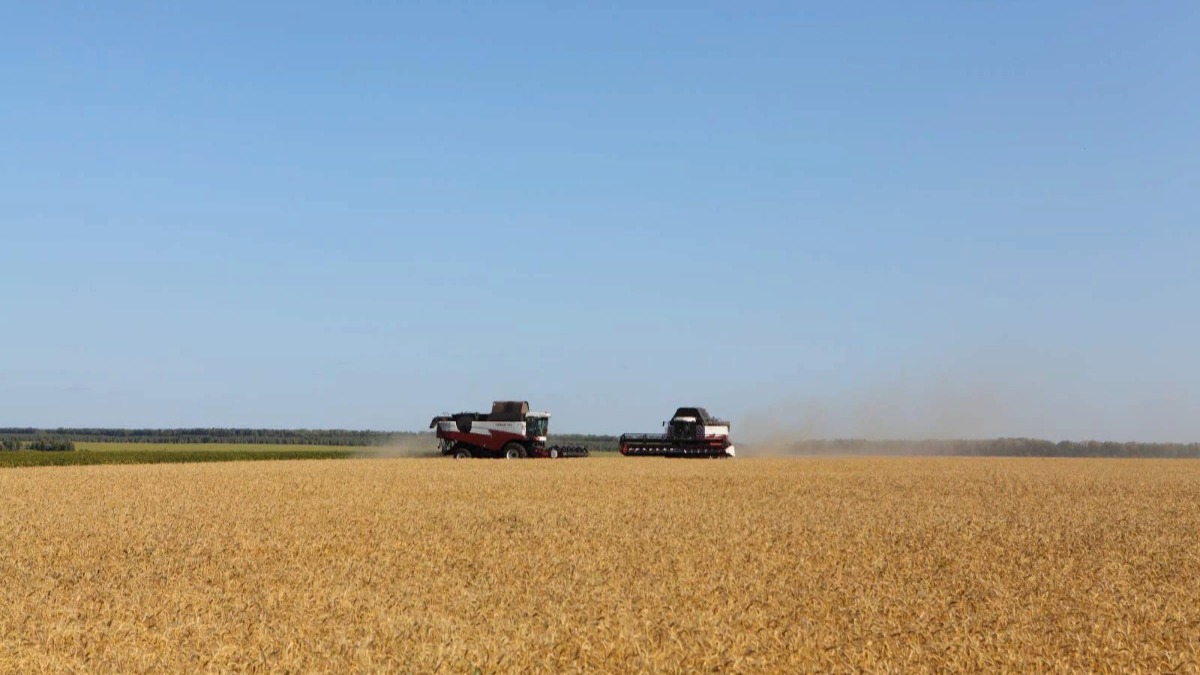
[1,457,1198,673]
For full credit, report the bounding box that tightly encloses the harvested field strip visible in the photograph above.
[76,442,361,452]
[0,444,355,468]
[1,457,1198,673]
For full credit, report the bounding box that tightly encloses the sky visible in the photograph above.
[3,2,1198,440]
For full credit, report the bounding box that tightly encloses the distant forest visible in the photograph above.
[1,429,1197,457]
[0,428,399,446]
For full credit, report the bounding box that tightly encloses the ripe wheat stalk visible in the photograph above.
[1,457,1197,673]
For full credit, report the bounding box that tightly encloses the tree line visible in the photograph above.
[0,428,406,446]
[1,437,75,452]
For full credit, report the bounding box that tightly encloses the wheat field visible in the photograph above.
[1,456,1198,673]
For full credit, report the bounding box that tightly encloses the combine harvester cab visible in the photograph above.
[619,407,736,458]
[430,400,589,460]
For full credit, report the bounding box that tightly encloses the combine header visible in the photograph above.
[619,407,736,458]
[430,400,589,460]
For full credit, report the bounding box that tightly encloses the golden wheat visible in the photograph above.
[1,457,1198,673]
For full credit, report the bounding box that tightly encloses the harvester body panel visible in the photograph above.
[431,400,588,459]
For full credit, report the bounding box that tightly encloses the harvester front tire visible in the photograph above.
[453,448,472,460]
[503,443,527,460]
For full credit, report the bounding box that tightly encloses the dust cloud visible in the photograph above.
[736,380,1026,456]
[353,434,440,459]
[733,354,1200,456]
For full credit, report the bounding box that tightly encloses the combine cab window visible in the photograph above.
[668,419,700,440]
[526,417,549,437]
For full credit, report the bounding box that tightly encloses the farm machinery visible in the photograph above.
[430,400,589,460]
[619,407,737,458]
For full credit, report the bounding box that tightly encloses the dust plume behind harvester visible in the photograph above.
[430,400,589,459]
[619,407,736,458]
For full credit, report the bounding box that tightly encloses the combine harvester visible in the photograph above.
[430,400,589,460]
[619,407,736,458]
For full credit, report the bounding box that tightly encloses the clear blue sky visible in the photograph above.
[3,2,1198,440]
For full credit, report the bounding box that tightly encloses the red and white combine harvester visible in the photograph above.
[430,400,589,460]
[619,407,736,458]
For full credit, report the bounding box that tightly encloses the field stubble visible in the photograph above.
[1,457,1198,673]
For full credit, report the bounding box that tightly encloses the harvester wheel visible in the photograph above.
[503,443,527,460]
[549,447,560,459]
[453,448,472,460]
